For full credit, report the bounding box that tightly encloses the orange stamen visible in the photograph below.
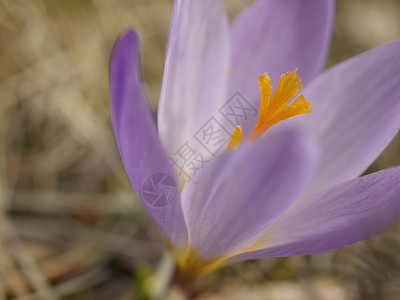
[248,69,311,141]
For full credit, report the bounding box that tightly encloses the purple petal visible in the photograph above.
[228,0,334,136]
[157,0,230,158]
[110,30,187,248]
[231,166,400,261]
[181,128,319,258]
[301,40,400,194]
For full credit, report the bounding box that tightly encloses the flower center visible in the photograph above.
[226,69,311,151]
[172,245,229,279]
[172,70,311,278]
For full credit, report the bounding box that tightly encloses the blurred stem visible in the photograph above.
[151,251,176,300]
[151,251,199,300]
[171,268,200,299]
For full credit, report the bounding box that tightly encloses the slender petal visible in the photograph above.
[110,30,187,247]
[181,128,319,258]
[232,166,400,261]
[228,0,333,136]
[157,0,230,158]
[301,40,400,194]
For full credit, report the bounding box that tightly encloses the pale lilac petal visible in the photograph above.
[181,128,319,258]
[228,0,333,136]
[110,30,187,248]
[157,0,230,158]
[301,40,400,194]
[231,166,400,261]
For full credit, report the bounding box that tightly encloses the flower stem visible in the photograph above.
[150,252,175,299]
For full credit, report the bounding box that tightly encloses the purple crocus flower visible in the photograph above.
[110,0,400,277]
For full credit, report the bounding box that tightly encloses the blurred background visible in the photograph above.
[1,0,400,299]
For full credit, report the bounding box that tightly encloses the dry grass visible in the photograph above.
[0,0,400,299]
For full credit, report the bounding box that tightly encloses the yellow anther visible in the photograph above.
[248,69,311,141]
[225,125,242,151]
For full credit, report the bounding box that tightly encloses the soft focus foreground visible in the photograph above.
[1,0,400,299]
